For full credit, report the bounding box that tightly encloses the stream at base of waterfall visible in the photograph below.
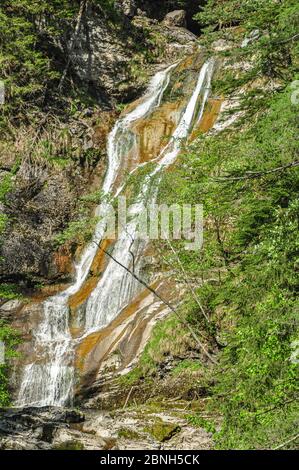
[17,56,214,407]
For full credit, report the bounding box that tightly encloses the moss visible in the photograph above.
[53,440,85,451]
[117,428,141,440]
[117,367,144,387]
[171,359,202,376]
[144,419,181,442]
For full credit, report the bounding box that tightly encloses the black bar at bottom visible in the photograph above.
[0,449,296,466]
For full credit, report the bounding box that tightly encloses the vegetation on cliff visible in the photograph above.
[0,323,20,406]
[121,0,299,450]
[0,0,298,451]
[0,0,201,413]
[155,86,298,449]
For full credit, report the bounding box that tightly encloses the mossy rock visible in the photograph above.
[117,427,141,440]
[144,420,181,442]
[53,440,85,450]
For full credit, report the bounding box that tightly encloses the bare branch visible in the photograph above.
[163,237,210,323]
[58,1,88,92]
[214,160,299,182]
[274,33,299,45]
[273,432,299,450]
[93,241,217,364]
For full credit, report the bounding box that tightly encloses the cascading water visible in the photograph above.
[84,59,215,332]
[16,63,176,407]
[17,57,214,407]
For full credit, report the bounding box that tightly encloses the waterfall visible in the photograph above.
[17,58,214,407]
[84,59,215,332]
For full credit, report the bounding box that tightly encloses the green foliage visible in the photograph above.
[0,174,13,202]
[79,190,104,205]
[144,420,181,442]
[54,216,99,246]
[0,284,22,301]
[122,161,158,206]
[171,359,202,376]
[186,414,216,434]
[0,168,15,244]
[118,427,141,440]
[138,314,182,375]
[0,1,117,128]
[53,440,85,450]
[156,61,299,448]
[117,366,144,387]
[0,1,71,125]
[196,0,299,113]
[54,188,107,246]
[0,322,21,406]
[0,213,9,235]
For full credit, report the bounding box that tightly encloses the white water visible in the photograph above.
[17,58,214,407]
[84,59,214,332]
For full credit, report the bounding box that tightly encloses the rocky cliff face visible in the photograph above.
[0,4,200,411]
[0,115,107,289]
[0,6,197,292]
[61,2,197,103]
[0,5,212,451]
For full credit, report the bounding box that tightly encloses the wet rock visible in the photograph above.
[0,407,85,450]
[52,427,107,450]
[162,427,212,450]
[0,405,214,450]
[163,10,187,28]
[0,299,23,311]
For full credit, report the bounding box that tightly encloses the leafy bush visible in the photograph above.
[0,322,20,406]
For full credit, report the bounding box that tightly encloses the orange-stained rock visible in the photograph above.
[133,100,183,164]
[192,97,223,138]
[75,279,163,371]
[53,246,74,276]
[69,239,114,311]
[93,111,117,149]
[29,284,71,302]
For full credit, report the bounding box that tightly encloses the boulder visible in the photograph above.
[116,0,137,17]
[0,299,23,322]
[163,10,187,28]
